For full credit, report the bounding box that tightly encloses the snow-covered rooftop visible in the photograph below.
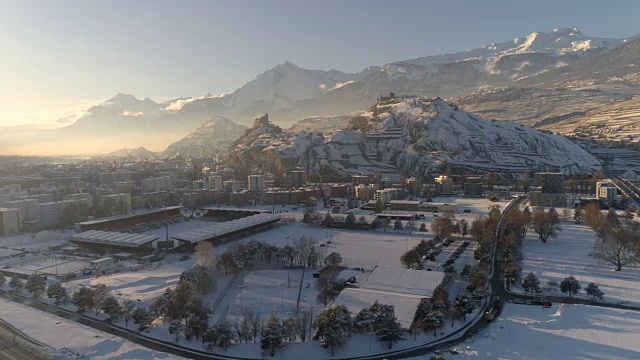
[171,213,281,243]
[71,230,159,248]
[335,287,424,329]
[360,266,445,297]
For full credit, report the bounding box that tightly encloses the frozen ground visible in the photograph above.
[66,254,201,308]
[519,220,640,305]
[410,303,640,360]
[0,298,185,360]
[219,269,309,324]
[0,230,72,251]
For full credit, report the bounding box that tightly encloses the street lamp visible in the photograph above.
[280,282,285,312]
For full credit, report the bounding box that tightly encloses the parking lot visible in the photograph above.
[420,237,477,272]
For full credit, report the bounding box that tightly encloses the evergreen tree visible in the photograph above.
[345,212,356,229]
[169,318,185,341]
[101,296,122,320]
[573,207,584,223]
[353,307,374,333]
[151,287,173,319]
[261,314,284,357]
[46,282,69,305]
[421,311,443,336]
[0,272,5,286]
[322,211,333,227]
[132,307,152,331]
[25,273,46,298]
[585,282,604,300]
[393,219,404,232]
[71,287,95,313]
[121,299,136,326]
[419,223,427,232]
[376,316,404,349]
[9,275,22,293]
[560,276,581,297]
[430,284,450,315]
[606,208,620,227]
[92,284,111,316]
[313,305,352,356]
[522,272,542,293]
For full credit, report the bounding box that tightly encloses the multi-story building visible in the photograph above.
[530,173,567,207]
[330,184,349,198]
[375,188,403,204]
[5,199,38,222]
[355,184,378,201]
[36,200,75,228]
[596,181,618,201]
[230,190,251,207]
[289,170,307,188]
[534,173,564,194]
[0,208,20,235]
[493,185,511,198]
[99,193,132,214]
[141,176,172,193]
[463,177,483,196]
[248,175,265,192]
[209,175,224,191]
[434,176,453,194]
[223,180,241,193]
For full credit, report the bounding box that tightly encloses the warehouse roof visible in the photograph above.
[171,213,281,243]
[71,230,159,248]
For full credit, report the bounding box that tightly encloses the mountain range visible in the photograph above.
[2,26,639,156]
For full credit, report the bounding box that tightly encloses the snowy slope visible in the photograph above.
[229,98,601,178]
[163,116,247,157]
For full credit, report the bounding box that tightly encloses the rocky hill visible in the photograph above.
[163,116,247,158]
[229,98,601,180]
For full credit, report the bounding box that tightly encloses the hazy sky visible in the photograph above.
[2,0,639,127]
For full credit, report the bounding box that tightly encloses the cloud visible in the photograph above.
[120,111,145,117]
[319,84,327,90]
[331,81,355,90]
[164,94,225,111]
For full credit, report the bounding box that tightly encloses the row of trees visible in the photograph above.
[521,272,604,299]
[217,237,327,276]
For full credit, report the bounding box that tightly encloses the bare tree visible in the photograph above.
[531,207,559,243]
[561,208,572,222]
[592,227,638,271]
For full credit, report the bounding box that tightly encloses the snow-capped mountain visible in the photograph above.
[161,61,378,125]
[163,116,247,158]
[229,97,601,179]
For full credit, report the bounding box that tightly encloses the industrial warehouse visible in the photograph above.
[171,213,281,249]
[69,231,160,254]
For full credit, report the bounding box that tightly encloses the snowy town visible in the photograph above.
[1,156,640,360]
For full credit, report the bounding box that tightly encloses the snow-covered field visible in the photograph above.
[0,298,185,360]
[411,303,640,360]
[519,221,640,305]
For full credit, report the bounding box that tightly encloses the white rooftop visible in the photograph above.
[360,266,445,297]
[171,213,281,243]
[335,287,423,329]
[71,231,159,248]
